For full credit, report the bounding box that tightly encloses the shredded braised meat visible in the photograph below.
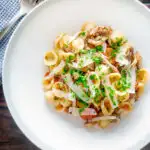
[88,26,112,37]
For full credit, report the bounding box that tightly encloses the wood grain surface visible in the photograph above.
[0,85,39,150]
[0,1,150,150]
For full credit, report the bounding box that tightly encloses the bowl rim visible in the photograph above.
[2,0,150,150]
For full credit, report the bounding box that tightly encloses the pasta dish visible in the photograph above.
[43,22,148,128]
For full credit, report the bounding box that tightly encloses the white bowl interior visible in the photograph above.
[3,0,150,150]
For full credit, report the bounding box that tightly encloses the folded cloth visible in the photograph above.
[0,0,19,84]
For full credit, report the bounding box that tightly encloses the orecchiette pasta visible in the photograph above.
[71,38,84,52]
[109,73,121,83]
[44,91,54,103]
[60,98,72,107]
[58,50,74,60]
[136,82,145,98]
[88,39,103,47]
[59,34,72,49]
[55,104,64,112]
[43,22,148,128]
[43,77,54,91]
[119,102,132,116]
[98,120,111,128]
[87,71,100,87]
[53,82,68,92]
[44,50,58,66]
[84,122,96,128]
[81,22,96,31]
[101,98,114,116]
[137,68,148,84]
[116,91,129,102]
[54,33,65,49]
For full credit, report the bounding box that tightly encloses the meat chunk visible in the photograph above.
[88,26,112,37]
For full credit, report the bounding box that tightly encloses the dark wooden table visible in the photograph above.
[0,1,150,150]
[0,85,38,150]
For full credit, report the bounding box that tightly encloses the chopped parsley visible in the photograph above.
[69,69,75,75]
[96,45,104,52]
[107,87,115,99]
[69,69,84,76]
[66,57,70,63]
[99,72,105,80]
[70,91,76,99]
[110,37,126,58]
[109,67,113,73]
[66,55,75,63]
[111,47,120,58]
[64,43,68,48]
[107,86,117,106]
[75,75,89,88]
[77,98,89,107]
[90,85,101,99]
[90,74,97,80]
[111,38,125,49]
[117,38,124,46]
[80,48,98,54]
[62,65,69,75]
[89,48,97,54]
[94,96,100,104]
[78,59,84,68]
[94,87,100,97]
[97,65,102,71]
[79,48,97,55]
[63,77,67,83]
[117,70,131,91]
[103,79,106,83]
[70,55,75,60]
[92,56,102,64]
[79,49,87,54]
[117,78,131,91]
[100,85,106,97]
[80,31,86,37]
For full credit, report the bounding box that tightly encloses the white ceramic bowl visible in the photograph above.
[2,0,150,150]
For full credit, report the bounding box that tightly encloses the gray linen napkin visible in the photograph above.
[0,0,19,84]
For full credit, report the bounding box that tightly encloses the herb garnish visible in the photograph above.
[107,86,117,106]
[111,47,120,57]
[117,70,131,91]
[62,65,69,75]
[66,55,75,63]
[64,43,68,48]
[75,75,89,88]
[69,69,84,76]
[79,49,87,54]
[90,74,97,80]
[79,48,97,54]
[96,45,104,52]
[91,85,100,99]
[110,37,126,58]
[92,56,102,64]
[80,32,86,37]
[100,84,106,97]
